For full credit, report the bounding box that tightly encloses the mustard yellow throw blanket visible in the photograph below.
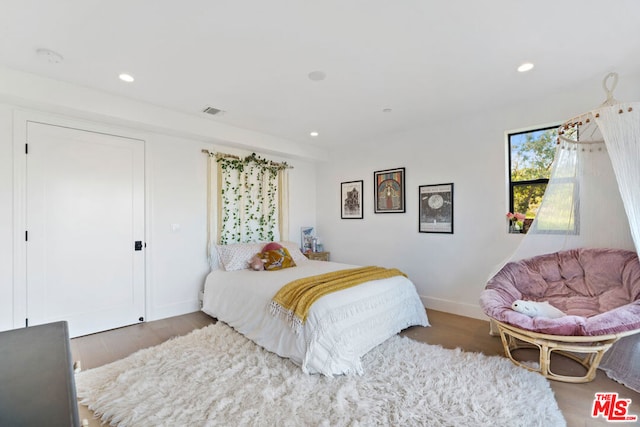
[269,266,407,333]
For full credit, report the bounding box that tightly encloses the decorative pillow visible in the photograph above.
[248,254,265,271]
[279,241,308,264]
[263,242,283,252]
[511,300,566,319]
[261,247,296,271]
[216,242,265,271]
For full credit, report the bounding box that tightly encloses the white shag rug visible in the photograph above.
[75,322,565,427]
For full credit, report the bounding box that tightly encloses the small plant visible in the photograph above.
[506,212,526,232]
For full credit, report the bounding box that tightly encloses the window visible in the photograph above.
[508,126,558,224]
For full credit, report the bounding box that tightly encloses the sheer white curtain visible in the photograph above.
[595,102,640,254]
[503,99,640,392]
[510,119,635,261]
[594,102,640,393]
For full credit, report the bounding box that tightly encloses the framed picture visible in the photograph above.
[341,180,363,219]
[374,167,405,213]
[419,183,454,233]
[300,226,315,252]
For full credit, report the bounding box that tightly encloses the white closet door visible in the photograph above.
[26,122,145,337]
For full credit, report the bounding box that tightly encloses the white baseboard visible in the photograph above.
[148,299,201,322]
[420,296,489,321]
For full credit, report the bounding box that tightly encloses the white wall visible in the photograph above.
[0,105,13,331]
[146,134,317,320]
[316,75,640,319]
[2,66,638,330]
[0,70,320,332]
[146,134,210,320]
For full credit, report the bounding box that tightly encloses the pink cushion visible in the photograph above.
[262,242,283,252]
[480,248,640,336]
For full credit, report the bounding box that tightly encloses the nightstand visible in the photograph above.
[304,251,330,261]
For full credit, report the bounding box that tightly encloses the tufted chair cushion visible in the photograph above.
[480,248,640,336]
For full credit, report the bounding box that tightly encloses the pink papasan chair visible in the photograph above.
[480,247,640,383]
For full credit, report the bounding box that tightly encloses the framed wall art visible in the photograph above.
[419,183,454,233]
[341,180,363,219]
[300,226,315,252]
[374,167,405,213]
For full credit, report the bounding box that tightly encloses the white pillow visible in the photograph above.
[279,241,308,264]
[208,245,221,270]
[216,242,265,271]
[216,241,309,271]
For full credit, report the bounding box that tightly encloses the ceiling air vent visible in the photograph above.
[202,106,224,116]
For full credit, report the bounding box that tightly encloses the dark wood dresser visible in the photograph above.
[0,321,80,426]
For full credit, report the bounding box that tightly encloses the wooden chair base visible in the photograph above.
[493,320,640,383]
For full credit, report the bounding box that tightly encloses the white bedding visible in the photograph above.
[202,258,429,376]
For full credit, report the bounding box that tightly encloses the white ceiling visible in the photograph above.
[1,0,640,149]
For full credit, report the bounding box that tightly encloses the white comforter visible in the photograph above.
[202,259,429,376]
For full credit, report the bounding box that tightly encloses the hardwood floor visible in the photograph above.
[71,309,639,426]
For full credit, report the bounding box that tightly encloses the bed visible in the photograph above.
[201,241,429,376]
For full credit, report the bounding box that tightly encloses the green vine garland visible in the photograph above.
[216,153,288,244]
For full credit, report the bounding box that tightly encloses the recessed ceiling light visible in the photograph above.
[517,62,535,73]
[118,73,135,82]
[308,71,326,82]
[310,131,319,137]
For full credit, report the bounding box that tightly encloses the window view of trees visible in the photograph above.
[509,126,558,221]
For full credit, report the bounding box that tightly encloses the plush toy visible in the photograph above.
[511,300,565,319]
[248,254,265,271]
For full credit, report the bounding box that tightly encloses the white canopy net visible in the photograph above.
[507,73,640,391]
[511,74,639,260]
